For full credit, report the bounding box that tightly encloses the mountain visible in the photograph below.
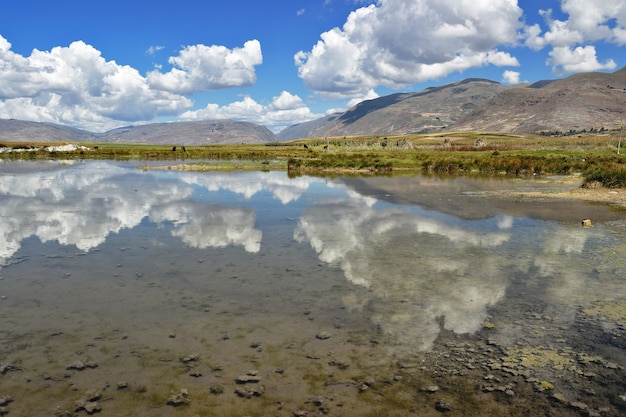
[99,120,276,144]
[451,67,626,133]
[275,113,341,141]
[277,78,506,140]
[0,119,276,144]
[2,68,625,144]
[0,119,97,143]
[277,68,626,140]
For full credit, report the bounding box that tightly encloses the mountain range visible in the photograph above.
[1,67,625,144]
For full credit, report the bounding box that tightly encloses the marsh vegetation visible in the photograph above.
[2,131,625,187]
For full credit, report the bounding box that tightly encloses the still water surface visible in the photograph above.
[1,160,625,416]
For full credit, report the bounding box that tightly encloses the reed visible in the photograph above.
[583,161,626,188]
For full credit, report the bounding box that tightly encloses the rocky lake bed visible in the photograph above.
[1,161,625,416]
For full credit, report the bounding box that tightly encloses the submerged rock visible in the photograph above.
[236,371,262,384]
[179,353,199,363]
[235,385,265,398]
[435,399,453,412]
[66,360,98,371]
[316,332,331,340]
[167,388,190,406]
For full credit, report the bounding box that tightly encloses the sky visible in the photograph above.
[0,0,625,134]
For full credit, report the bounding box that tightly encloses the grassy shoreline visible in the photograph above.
[2,132,625,188]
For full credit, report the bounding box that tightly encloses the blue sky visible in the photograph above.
[0,0,624,133]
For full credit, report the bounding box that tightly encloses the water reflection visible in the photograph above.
[1,161,624,343]
[294,197,511,350]
[1,160,625,415]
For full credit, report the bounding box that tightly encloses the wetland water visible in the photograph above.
[1,160,625,417]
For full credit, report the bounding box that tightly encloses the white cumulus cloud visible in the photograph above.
[0,35,193,131]
[0,35,268,132]
[560,0,626,44]
[523,1,624,75]
[502,70,521,85]
[180,91,322,133]
[548,45,616,74]
[147,40,263,95]
[295,0,523,98]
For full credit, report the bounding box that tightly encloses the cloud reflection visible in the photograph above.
[0,162,274,265]
[294,197,511,351]
[0,162,366,266]
[150,201,262,253]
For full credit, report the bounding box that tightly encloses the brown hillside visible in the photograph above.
[452,67,626,133]
[310,79,506,137]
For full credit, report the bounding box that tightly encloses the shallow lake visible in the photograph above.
[1,160,625,416]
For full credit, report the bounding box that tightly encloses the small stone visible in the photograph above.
[328,359,349,370]
[84,402,101,414]
[167,388,189,406]
[66,360,86,370]
[505,389,515,397]
[316,332,331,340]
[66,360,98,371]
[179,353,199,363]
[235,384,265,398]
[424,385,439,393]
[306,396,325,406]
[117,381,128,389]
[84,390,101,402]
[209,384,224,394]
[569,401,588,411]
[435,399,453,412]
[169,333,176,339]
[236,372,262,384]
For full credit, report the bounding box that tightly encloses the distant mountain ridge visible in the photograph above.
[279,68,626,139]
[0,119,276,144]
[451,67,626,133]
[2,68,625,144]
[278,78,506,140]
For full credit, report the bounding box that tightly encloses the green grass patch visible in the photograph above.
[3,132,626,188]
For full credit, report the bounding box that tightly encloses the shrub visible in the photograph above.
[583,162,626,188]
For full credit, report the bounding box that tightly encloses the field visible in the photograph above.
[2,131,626,187]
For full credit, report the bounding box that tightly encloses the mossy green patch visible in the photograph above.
[582,298,626,327]
[505,347,577,372]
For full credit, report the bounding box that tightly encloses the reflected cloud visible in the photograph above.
[150,202,262,253]
[3,161,623,358]
[497,215,514,229]
[294,178,625,352]
[179,171,377,206]
[294,197,511,351]
[0,163,379,267]
[0,162,267,266]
